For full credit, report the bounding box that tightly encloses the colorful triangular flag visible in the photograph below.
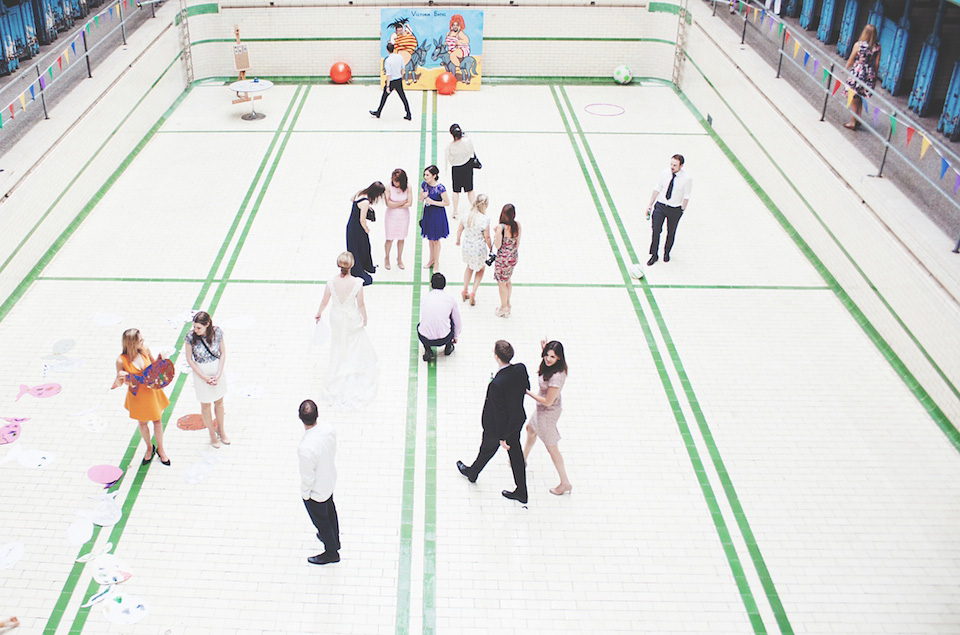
[954,172,960,194]
[39,75,45,90]
[889,115,897,135]
[941,158,949,180]
[9,103,15,118]
[814,59,819,74]
[18,93,25,110]
[906,126,915,147]
[873,106,879,125]
[832,79,841,95]
[71,41,76,56]
[793,41,800,58]
[29,85,34,101]
[57,56,62,71]
[803,51,809,67]
[846,90,854,108]
[48,66,53,80]
[921,135,931,158]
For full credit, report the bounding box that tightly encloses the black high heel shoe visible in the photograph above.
[141,445,155,466]
[157,449,171,466]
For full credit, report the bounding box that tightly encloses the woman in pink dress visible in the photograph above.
[384,168,411,269]
[492,203,520,318]
[523,339,571,495]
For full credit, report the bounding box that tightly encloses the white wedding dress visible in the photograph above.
[321,278,378,409]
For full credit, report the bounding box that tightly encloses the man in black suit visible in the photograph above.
[457,340,531,503]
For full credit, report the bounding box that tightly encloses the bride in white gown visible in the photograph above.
[315,252,378,408]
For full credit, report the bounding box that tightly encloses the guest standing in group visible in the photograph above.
[111,328,171,466]
[184,311,230,449]
[457,340,531,503]
[297,399,340,565]
[444,123,477,219]
[523,340,572,496]
[346,182,385,286]
[844,25,880,131]
[493,203,520,318]
[384,168,411,270]
[645,154,692,266]
[456,193,492,305]
[419,165,450,271]
[315,252,378,409]
[369,42,412,120]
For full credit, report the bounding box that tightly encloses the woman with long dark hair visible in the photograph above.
[523,339,571,495]
[111,328,171,465]
[347,181,386,286]
[184,311,229,448]
[384,168,411,270]
[419,165,451,271]
[444,123,476,219]
[492,203,520,317]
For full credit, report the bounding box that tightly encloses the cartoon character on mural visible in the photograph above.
[389,18,418,67]
[432,36,478,84]
[445,14,470,74]
[380,9,483,90]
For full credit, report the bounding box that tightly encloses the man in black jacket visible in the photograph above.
[457,340,531,503]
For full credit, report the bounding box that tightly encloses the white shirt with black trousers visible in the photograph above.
[648,167,692,262]
[299,419,340,562]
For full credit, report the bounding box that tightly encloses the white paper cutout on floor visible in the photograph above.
[90,312,123,326]
[42,357,84,376]
[0,542,25,570]
[81,585,113,608]
[85,493,122,527]
[92,553,132,585]
[102,591,148,625]
[183,450,226,485]
[175,357,192,376]
[51,339,76,355]
[166,309,199,327]
[6,446,56,468]
[67,516,94,546]
[75,541,114,563]
[230,384,263,399]
[156,345,177,359]
[218,315,255,330]
[76,413,108,434]
[0,422,20,445]
[15,383,61,400]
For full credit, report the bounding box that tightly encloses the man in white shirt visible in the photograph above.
[297,399,340,565]
[417,272,462,362]
[370,42,412,121]
[645,154,693,266]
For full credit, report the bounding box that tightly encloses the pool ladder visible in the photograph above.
[672,0,689,88]
[177,0,194,84]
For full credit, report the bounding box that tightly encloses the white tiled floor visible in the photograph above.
[2,76,960,635]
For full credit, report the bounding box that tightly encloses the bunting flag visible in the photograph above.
[813,59,819,74]
[753,7,758,22]
[39,75,46,90]
[0,114,3,129]
[18,93,25,110]
[862,98,868,114]
[954,173,960,194]
[793,41,800,57]
[29,85,34,101]
[769,17,775,31]
[920,135,931,158]
[71,41,76,56]
[785,30,790,43]
[832,79,841,95]
[48,66,53,80]
[822,68,829,85]
[57,56,62,71]
[86,23,91,34]
[94,15,99,27]
[109,6,113,18]
[906,126,915,146]
[779,23,785,36]
[63,49,69,64]
[846,90,854,108]
[941,158,949,180]
[8,103,14,118]
[803,51,810,67]
[889,115,897,135]
[873,106,879,125]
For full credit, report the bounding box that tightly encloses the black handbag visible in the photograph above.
[366,208,376,222]
[470,154,482,170]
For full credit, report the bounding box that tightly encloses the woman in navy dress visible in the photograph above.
[419,165,451,271]
[346,181,385,286]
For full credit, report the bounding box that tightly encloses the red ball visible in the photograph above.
[435,72,457,95]
[330,62,352,84]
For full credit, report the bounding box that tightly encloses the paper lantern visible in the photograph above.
[435,72,457,95]
[330,62,352,84]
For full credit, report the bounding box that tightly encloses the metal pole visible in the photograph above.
[119,0,126,45]
[878,114,894,177]
[776,22,786,77]
[36,65,48,119]
[820,62,833,121]
[82,30,91,77]
[952,231,960,253]
[713,0,717,17]
[151,1,155,17]
[741,3,748,43]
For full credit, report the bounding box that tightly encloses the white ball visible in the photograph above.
[613,64,633,85]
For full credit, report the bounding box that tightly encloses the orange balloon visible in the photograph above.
[330,62,352,84]
[435,72,457,95]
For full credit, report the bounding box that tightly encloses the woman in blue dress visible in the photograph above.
[419,165,451,270]
[346,181,385,285]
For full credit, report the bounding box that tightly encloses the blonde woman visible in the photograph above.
[315,252,379,409]
[844,25,880,130]
[455,193,492,305]
[184,311,229,449]
[111,329,171,465]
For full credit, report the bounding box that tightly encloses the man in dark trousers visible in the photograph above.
[298,399,340,565]
[645,153,692,266]
[457,340,531,504]
[369,42,412,120]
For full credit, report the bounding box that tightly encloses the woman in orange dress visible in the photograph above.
[111,328,171,465]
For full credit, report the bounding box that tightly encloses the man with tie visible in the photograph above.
[457,340,531,504]
[645,154,692,266]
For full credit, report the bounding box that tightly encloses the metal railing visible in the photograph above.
[0,0,161,158]
[706,0,960,252]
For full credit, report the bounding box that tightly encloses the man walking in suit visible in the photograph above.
[457,340,531,503]
[370,42,412,120]
[298,399,340,565]
[646,153,692,266]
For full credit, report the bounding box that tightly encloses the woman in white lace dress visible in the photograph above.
[315,252,378,408]
[455,194,492,305]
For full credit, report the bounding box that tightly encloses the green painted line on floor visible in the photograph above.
[395,89,429,635]
[44,87,305,635]
[37,276,209,283]
[551,84,769,635]
[422,89,439,635]
[0,53,182,289]
[683,55,960,452]
[0,54,184,325]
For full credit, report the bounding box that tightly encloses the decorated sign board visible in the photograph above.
[380,9,484,91]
